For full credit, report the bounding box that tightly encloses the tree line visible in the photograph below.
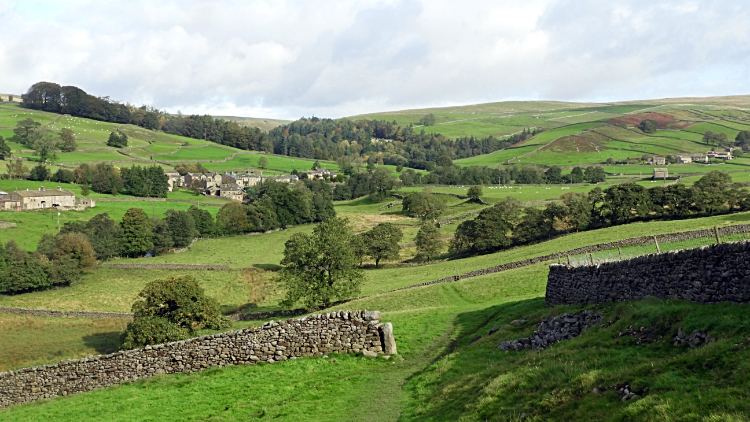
[20,82,545,170]
[450,171,749,255]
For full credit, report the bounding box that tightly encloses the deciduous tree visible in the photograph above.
[120,208,153,257]
[362,222,403,267]
[278,217,362,307]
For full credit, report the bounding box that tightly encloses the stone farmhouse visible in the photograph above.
[164,170,183,192]
[650,156,666,166]
[0,186,76,210]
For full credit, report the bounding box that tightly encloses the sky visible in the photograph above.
[1,0,749,120]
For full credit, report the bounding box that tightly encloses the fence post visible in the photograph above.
[653,236,661,253]
[618,247,623,260]
[567,255,571,266]
[589,253,594,266]
[714,225,721,244]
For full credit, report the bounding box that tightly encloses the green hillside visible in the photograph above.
[5,95,750,420]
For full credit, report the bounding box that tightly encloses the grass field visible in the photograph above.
[0,109,58,127]
[159,145,238,160]
[0,269,253,314]
[454,145,540,167]
[195,154,341,172]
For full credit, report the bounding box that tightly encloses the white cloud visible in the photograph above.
[1,0,750,119]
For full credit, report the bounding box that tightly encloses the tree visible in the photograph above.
[91,163,123,195]
[451,198,519,253]
[59,128,77,152]
[52,232,97,271]
[736,130,750,146]
[188,205,216,236]
[570,166,584,183]
[165,209,198,248]
[85,213,122,260]
[415,223,441,261]
[80,184,90,197]
[6,159,28,180]
[13,118,41,144]
[30,131,58,163]
[28,163,50,181]
[368,167,396,201]
[150,218,174,255]
[600,182,651,224]
[0,136,11,159]
[312,160,320,170]
[605,157,615,165]
[467,185,483,203]
[584,166,606,183]
[278,217,363,307]
[216,202,247,235]
[258,156,268,169]
[107,131,128,148]
[420,113,437,126]
[362,222,403,267]
[120,208,153,257]
[638,119,657,134]
[402,189,446,222]
[120,275,230,349]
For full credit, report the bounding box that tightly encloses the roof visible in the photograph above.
[11,188,74,198]
[654,168,668,172]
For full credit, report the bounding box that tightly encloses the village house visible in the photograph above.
[231,172,264,188]
[268,174,300,183]
[164,170,184,192]
[650,156,666,166]
[219,183,245,202]
[675,155,693,164]
[691,155,709,163]
[2,186,75,210]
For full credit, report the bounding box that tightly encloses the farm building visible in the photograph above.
[675,156,693,164]
[653,168,668,179]
[650,156,666,165]
[2,186,75,210]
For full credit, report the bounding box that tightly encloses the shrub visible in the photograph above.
[120,275,230,349]
[120,316,188,350]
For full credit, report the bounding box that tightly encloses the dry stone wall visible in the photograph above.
[0,309,395,408]
[546,241,750,306]
[0,306,132,319]
[99,263,233,271]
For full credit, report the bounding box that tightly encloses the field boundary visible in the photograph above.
[13,223,750,321]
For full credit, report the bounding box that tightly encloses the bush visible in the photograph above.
[120,316,188,350]
[120,275,230,349]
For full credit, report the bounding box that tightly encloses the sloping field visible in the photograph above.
[56,150,126,163]
[348,100,606,121]
[0,109,58,127]
[46,117,122,143]
[545,111,621,124]
[683,122,740,139]
[654,130,707,144]
[161,146,237,161]
[212,116,291,132]
[424,120,529,138]
[454,145,540,167]
[609,112,695,130]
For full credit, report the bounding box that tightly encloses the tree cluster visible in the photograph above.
[0,233,96,294]
[450,171,750,255]
[58,206,213,259]
[703,131,729,148]
[217,179,335,235]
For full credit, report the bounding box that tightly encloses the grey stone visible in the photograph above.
[362,350,377,358]
[382,322,397,355]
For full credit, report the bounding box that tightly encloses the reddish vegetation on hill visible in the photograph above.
[609,113,695,130]
[541,135,606,153]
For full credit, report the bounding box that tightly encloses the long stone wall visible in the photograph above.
[0,306,132,319]
[546,241,750,306]
[0,309,395,408]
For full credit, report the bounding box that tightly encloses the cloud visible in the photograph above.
[1,0,749,119]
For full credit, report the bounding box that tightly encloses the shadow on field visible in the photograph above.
[82,332,122,355]
[252,263,282,271]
